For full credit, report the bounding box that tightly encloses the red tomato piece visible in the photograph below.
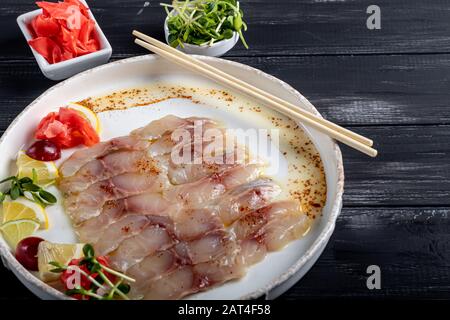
[34,107,99,149]
[58,107,99,146]
[60,256,116,300]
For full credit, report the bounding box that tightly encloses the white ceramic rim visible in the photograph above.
[0,54,344,300]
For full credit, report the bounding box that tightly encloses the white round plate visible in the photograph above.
[0,55,344,300]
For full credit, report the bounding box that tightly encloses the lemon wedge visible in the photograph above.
[68,102,101,133]
[0,219,40,248]
[17,151,58,185]
[37,241,84,282]
[2,197,48,229]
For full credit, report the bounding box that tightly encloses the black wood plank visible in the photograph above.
[1,53,450,127]
[2,0,450,60]
[227,55,450,126]
[341,125,450,207]
[284,207,450,299]
[0,263,36,300]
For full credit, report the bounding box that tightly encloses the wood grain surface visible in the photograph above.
[0,0,449,300]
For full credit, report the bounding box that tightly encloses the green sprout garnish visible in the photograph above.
[0,170,57,207]
[50,244,135,300]
[161,0,249,49]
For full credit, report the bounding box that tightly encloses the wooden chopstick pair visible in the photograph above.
[132,30,378,157]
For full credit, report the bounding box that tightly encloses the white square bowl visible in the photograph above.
[16,1,112,81]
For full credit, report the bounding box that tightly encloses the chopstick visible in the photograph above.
[132,30,378,157]
[134,30,373,149]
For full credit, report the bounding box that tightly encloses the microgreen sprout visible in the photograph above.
[161,0,249,49]
[50,244,135,300]
[0,171,57,207]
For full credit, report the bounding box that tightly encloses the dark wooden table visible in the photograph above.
[1,0,449,300]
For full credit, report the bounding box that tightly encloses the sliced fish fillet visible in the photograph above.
[58,115,315,300]
[131,115,219,139]
[215,178,282,225]
[59,150,158,194]
[94,215,152,256]
[167,144,249,185]
[65,172,169,224]
[147,122,224,158]
[163,164,262,207]
[60,135,150,177]
[109,225,175,271]
[230,201,311,251]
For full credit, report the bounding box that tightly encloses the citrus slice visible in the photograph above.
[17,151,59,184]
[37,241,84,282]
[67,102,101,133]
[2,197,48,229]
[0,219,40,248]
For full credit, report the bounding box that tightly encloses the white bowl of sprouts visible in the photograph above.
[162,0,248,57]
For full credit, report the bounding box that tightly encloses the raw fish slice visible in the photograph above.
[132,232,239,299]
[65,172,168,224]
[136,204,299,300]
[143,266,196,300]
[163,177,225,208]
[58,115,315,300]
[76,200,125,243]
[188,241,265,291]
[94,215,151,256]
[60,135,150,177]
[168,161,232,186]
[171,208,222,241]
[163,164,262,207]
[192,260,246,287]
[174,231,236,265]
[230,201,297,240]
[237,239,267,267]
[263,206,311,251]
[147,122,223,158]
[171,124,227,160]
[127,250,179,283]
[59,160,103,194]
[131,115,219,139]
[75,192,176,242]
[167,144,249,185]
[215,178,282,225]
[230,201,311,251]
[109,225,175,271]
[142,239,241,300]
[78,197,221,247]
[124,192,174,214]
[147,241,265,300]
[131,115,187,139]
[147,134,176,157]
[78,210,174,247]
[127,250,180,298]
[82,203,221,242]
[59,150,152,194]
[128,232,237,297]
[219,164,263,189]
[182,240,267,296]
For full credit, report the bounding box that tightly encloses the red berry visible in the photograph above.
[26,140,61,161]
[15,237,45,271]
